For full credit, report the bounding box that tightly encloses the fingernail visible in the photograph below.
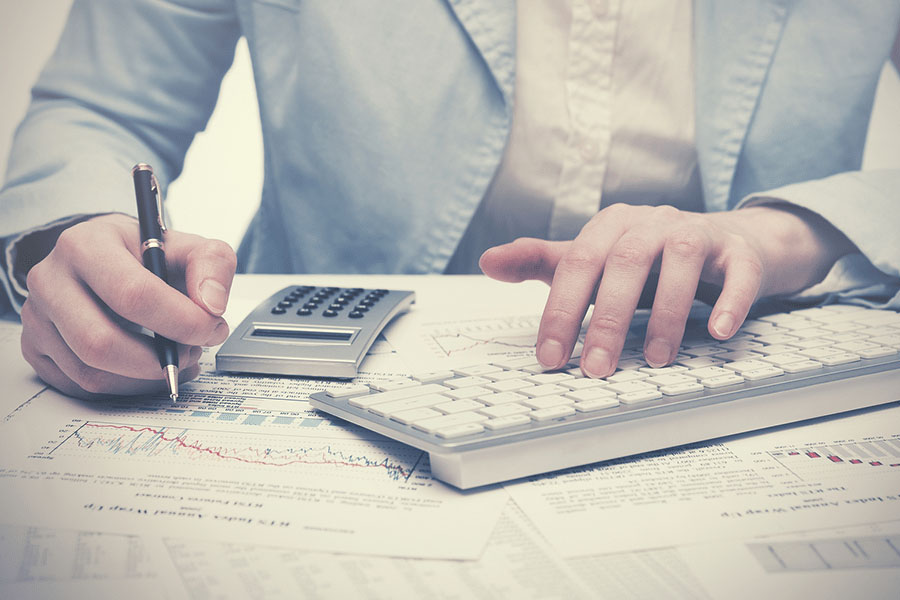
[205,321,229,347]
[199,279,227,315]
[645,338,672,368]
[537,339,565,368]
[713,312,735,338]
[583,348,612,378]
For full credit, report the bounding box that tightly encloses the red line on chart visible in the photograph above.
[70,422,414,480]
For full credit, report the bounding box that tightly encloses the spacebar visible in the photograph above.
[347,384,450,409]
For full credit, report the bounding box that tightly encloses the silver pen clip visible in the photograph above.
[150,173,168,233]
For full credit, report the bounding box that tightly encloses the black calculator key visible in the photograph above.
[353,305,369,312]
[322,309,339,317]
[296,308,313,316]
[271,307,286,314]
[348,310,365,318]
[277,300,293,308]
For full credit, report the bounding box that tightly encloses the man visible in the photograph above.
[1,0,899,399]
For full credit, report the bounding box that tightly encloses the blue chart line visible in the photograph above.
[56,422,422,482]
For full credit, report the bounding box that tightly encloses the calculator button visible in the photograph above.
[303,302,319,309]
[271,307,286,314]
[296,308,313,316]
[348,311,365,318]
[328,302,346,310]
[322,309,338,317]
[353,305,369,312]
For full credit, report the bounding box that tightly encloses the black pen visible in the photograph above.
[132,163,179,402]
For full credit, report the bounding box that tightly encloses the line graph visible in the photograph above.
[51,421,423,482]
[422,315,542,360]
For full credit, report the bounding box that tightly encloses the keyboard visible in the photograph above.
[309,304,900,489]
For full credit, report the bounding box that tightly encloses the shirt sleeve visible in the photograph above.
[736,169,900,309]
[0,0,241,310]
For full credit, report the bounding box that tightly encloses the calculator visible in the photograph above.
[216,285,415,378]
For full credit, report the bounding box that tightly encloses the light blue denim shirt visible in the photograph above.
[1,0,899,315]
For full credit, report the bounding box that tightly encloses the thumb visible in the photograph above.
[165,232,238,317]
[479,238,571,286]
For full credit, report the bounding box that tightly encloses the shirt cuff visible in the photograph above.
[1,213,109,314]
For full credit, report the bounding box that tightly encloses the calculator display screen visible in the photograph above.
[250,327,355,342]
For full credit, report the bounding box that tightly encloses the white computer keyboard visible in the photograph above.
[310,304,900,489]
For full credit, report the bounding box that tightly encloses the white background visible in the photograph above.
[1,1,899,252]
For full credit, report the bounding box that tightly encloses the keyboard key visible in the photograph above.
[781,360,824,373]
[523,395,574,410]
[857,346,897,359]
[618,389,663,404]
[646,373,697,386]
[563,378,610,390]
[687,366,733,380]
[348,384,450,409]
[412,412,488,434]
[717,350,763,362]
[368,393,451,416]
[788,337,834,349]
[756,344,801,356]
[818,352,860,366]
[574,397,620,412]
[435,423,485,439]
[369,379,421,392]
[615,359,649,370]
[488,369,530,381]
[754,333,800,345]
[872,334,900,347]
[530,405,577,421]
[411,371,455,384]
[434,399,485,414]
[484,415,532,430]
[722,359,772,373]
[720,340,765,351]
[637,365,689,375]
[833,340,881,353]
[606,381,659,395]
[701,373,745,388]
[444,376,492,389]
[453,364,503,377]
[490,356,542,369]
[760,353,809,366]
[520,384,571,398]
[445,386,493,400]
[390,407,443,424]
[660,381,704,395]
[478,391,528,406]
[798,347,846,360]
[682,346,729,357]
[526,373,576,385]
[676,356,725,369]
[325,384,370,398]
[565,387,618,402]
[607,370,649,383]
[485,379,534,393]
[742,366,784,380]
[479,403,531,418]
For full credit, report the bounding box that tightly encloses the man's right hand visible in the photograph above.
[20,213,237,399]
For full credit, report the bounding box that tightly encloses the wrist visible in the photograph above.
[713,204,858,298]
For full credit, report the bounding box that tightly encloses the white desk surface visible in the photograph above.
[1,274,898,599]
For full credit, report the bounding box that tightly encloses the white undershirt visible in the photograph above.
[447,0,701,273]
